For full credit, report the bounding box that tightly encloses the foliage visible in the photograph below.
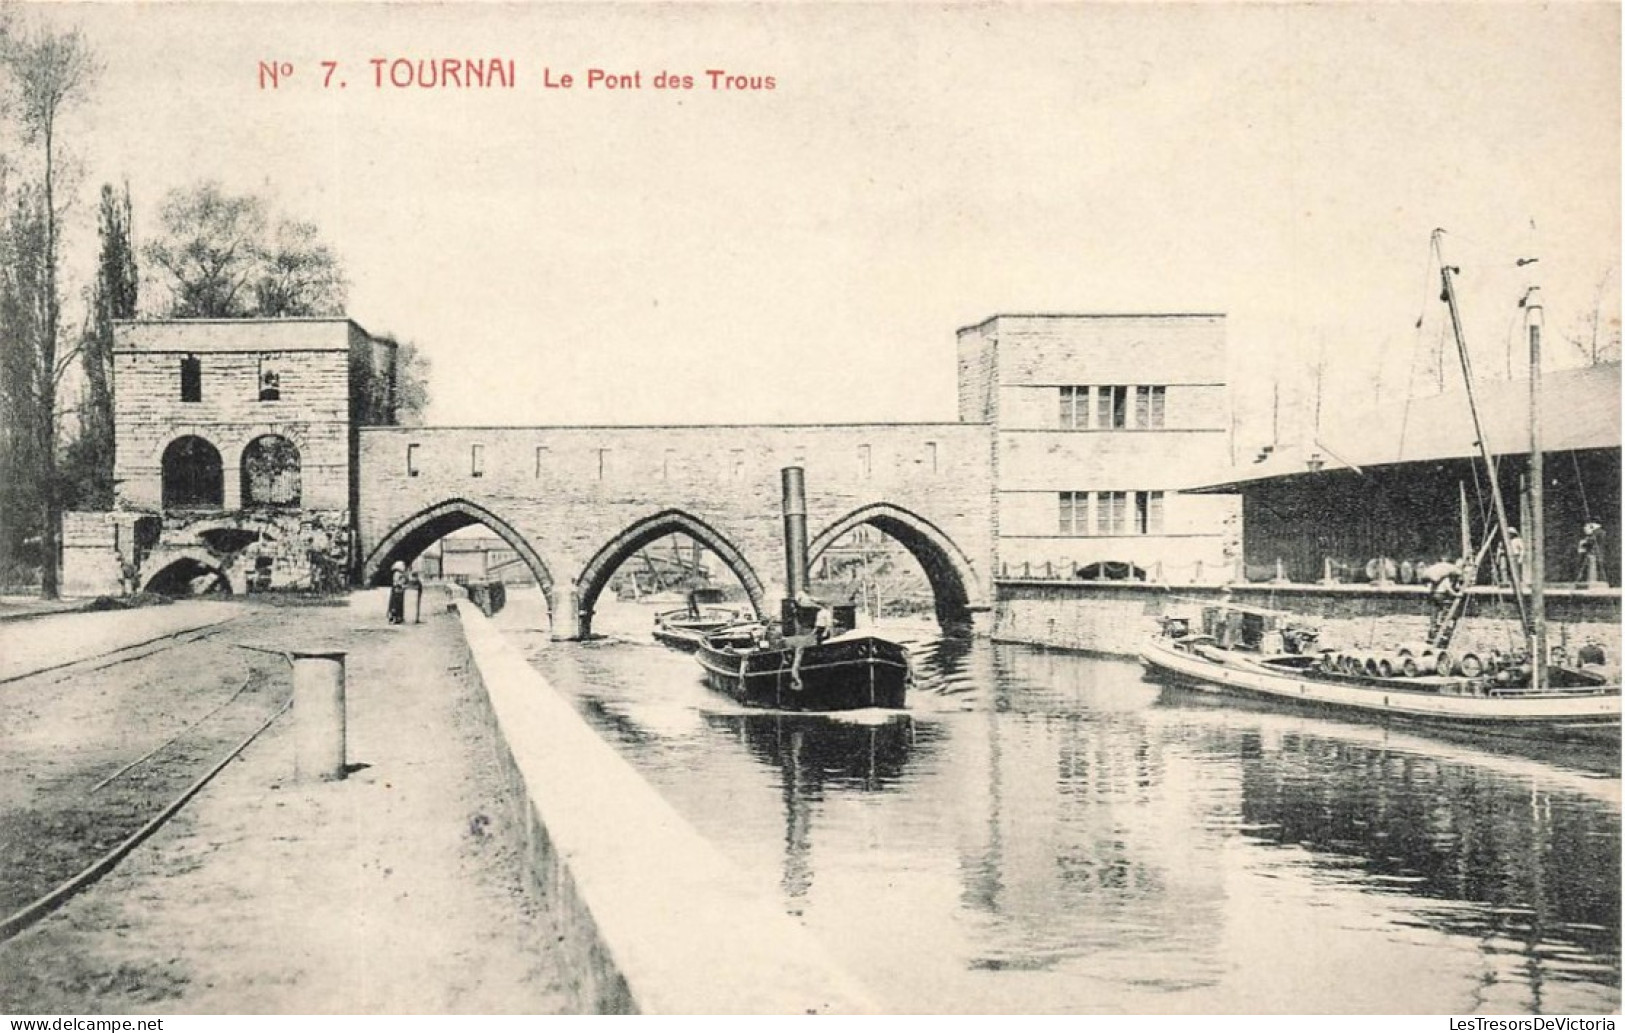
[60,182,136,511]
[0,19,97,597]
[394,338,431,424]
[144,181,346,318]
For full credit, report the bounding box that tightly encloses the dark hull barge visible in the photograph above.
[696,628,910,711]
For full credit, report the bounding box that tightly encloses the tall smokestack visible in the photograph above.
[781,466,809,603]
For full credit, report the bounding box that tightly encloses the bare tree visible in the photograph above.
[0,22,98,598]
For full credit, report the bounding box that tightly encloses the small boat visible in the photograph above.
[691,466,910,711]
[653,588,750,651]
[1140,604,1619,741]
[1143,232,1620,742]
[695,620,911,711]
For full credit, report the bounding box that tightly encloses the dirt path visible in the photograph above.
[0,593,570,1013]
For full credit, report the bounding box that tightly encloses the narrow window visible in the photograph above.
[1058,386,1076,428]
[1135,386,1150,428]
[925,441,938,473]
[534,446,548,478]
[1146,491,1165,534]
[471,444,484,478]
[1112,387,1128,429]
[597,448,609,480]
[1059,491,1075,535]
[180,356,201,402]
[407,443,420,477]
[1097,491,1128,535]
[858,444,872,479]
[662,448,676,480]
[1149,386,1166,428]
[258,356,281,401]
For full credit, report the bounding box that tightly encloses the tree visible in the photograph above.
[143,182,266,317]
[60,182,136,511]
[254,217,346,317]
[393,338,431,424]
[145,182,346,318]
[0,22,97,598]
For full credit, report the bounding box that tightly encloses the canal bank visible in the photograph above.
[993,578,1623,662]
[0,592,570,1014]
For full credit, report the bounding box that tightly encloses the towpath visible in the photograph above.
[0,589,570,1013]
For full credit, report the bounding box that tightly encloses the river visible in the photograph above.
[495,589,1620,1014]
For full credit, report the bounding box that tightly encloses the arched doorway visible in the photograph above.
[162,435,223,509]
[575,510,767,638]
[362,498,557,628]
[144,555,231,596]
[240,435,301,507]
[807,503,979,633]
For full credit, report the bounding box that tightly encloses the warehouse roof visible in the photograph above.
[1196,363,1620,491]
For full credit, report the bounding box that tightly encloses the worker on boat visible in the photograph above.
[1422,558,1462,639]
[1495,527,1525,587]
[1576,521,1605,583]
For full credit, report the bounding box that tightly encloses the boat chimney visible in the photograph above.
[781,466,810,605]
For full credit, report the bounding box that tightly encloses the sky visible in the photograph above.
[18,2,1622,446]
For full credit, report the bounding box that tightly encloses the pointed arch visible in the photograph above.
[576,509,768,635]
[143,551,232,596]
[808,503,980,630]
[362,498,557,617]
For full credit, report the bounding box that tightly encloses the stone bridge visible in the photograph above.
[356,423,994,638]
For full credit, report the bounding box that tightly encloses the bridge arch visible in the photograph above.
[808,502,980,631]
[142,549,231,596]
[362,498,558,618]
[576,509,768,637]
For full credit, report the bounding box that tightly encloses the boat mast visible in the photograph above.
[1433,229,1532,637]
[1526,289,1548,688]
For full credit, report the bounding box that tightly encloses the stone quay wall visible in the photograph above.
[454,599,877,1014]
[994,578,1623,662]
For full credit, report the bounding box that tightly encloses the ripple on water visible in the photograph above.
[512,604,1620,1014]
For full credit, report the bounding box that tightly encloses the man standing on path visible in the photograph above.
[388,561,408,625]
[409,569,424,623]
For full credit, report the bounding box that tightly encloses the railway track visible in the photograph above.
[0,613,243,687]
[0,633,293,943]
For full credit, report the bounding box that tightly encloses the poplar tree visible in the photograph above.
[0,22,97,597]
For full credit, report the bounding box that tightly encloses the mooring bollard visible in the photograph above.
[291,650,347,783]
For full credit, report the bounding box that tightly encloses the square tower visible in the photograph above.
[959,313,1237,581]
[103,318,396,593]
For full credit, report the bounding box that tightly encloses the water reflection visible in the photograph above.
[522,606,1620,1013]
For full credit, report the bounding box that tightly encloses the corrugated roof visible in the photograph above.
[1197,363,1620,490]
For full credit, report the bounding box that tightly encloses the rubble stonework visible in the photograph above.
[62,319,397,597]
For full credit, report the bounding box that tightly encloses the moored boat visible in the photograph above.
[1140,607,1619,741]
[1142,232,1620,742]
[653,588,751,651]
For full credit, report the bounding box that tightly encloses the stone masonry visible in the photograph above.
[357,423,994,637]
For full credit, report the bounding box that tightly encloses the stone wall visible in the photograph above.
[455,600,877,1014]
[994,578,1623,662]
[113,321,361,512]
[358,423,995,636]
[960,314,1239,588]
